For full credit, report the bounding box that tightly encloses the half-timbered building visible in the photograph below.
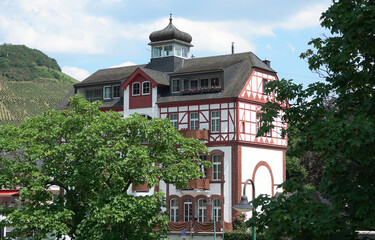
[61,16,287,238]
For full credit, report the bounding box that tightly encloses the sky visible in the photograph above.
[0,0,332,86]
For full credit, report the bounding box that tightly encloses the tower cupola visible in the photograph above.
[148,14,193,59]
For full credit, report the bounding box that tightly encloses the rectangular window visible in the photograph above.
[113,85,120,98]
[198,199,207,222]
[170,199,179,222]
[153,46,162,58]
[86,89,102,102]
[164,45,173,56]
[103,86,111,99]
[142,81,150,95]
[190,80,198,89]
[199,155,208,179]
[172,79,180,93]
[212,155,222,180]
[169,113,178,130]
[213,199,221,222]
[200,78,208,88]
[175,45,182,56]
[182,47,188,58]
[184,79,189,90]
[190,112,199,130]
[211,77,220,87]
[184,199,193,222]
[262,79,268,95]
[257,112,271,137]
[132,82,140,96]
[211,111,220,133]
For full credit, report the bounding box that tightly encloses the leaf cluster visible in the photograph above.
[0,95,209,239]
[255,0,375,238]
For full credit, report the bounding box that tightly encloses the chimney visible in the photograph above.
[263,58,270,67]
[231,42,234,54]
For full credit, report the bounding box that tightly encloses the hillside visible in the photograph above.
[0,44,78,125]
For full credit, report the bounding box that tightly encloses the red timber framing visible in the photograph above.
[120,68,161,109]
[159,98,236,143]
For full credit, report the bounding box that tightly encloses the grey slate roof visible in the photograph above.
[74,64,170,87]
[60,51,276,108]
[157,52,275,104]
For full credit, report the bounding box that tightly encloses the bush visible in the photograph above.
[224,231,266,240]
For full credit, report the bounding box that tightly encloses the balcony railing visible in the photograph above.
[85,97,102,102]
[182,178,210,190]
[179,129,209,141]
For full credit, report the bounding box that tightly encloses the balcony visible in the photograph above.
[182,179,210,190]
[179,129,209,141]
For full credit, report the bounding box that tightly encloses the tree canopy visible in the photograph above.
[0,95,210,240]
[256,0,375,239]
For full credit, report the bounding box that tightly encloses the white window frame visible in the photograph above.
[212,155,221,180]
[213,199,221,222]
[142,81,150,95]
[211,111,220,133]
[163,45,173,56]
[112,85,120,99]
[184,198,192,222]
[153,46,162,58]
[169,113,178,130]
[170,198,179,222]
[197,199,206,222]
[132,82,140,96]
[172,79,180,93]
[190,112,199,130]
[103,86,111,100]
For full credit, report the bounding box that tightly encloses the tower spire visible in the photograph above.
[169,13,173,23]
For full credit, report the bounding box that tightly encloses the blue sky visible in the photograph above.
[0,0,332,86]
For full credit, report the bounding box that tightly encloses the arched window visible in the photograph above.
[132,82,140,96]
[184,198,192,222]
[170,198,179,222]
[197,198,207,222]
[213,199,221,222]
[142,81,150,95]
[212,155,221,180]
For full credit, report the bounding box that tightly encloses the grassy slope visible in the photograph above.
[0,44,78,125]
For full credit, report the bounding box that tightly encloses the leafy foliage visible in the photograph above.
[256,0,375,238]
[224,231,266,240]
[0,95,210,240]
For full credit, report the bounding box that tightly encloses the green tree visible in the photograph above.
[255,0,375,238]
[0,95,210,240]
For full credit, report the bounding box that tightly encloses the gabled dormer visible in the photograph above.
[147,15,193,72]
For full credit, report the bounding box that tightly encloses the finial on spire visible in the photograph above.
[169,13,172,23]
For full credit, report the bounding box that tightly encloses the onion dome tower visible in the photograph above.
[148,14,193,59]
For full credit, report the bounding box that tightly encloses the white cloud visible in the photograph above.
[266,44,272,50]
[0,1,330,62]
[0,0,122,54]
[277,3,329,30]
[110,61,137,68]
[62,66,90,81]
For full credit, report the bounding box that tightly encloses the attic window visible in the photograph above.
[142,81,150,95]
[132,82,140,96]
[103,86,111,100]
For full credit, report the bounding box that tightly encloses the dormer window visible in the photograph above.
[211,77,220,87]
[103,86,111,100]
[142,81,150,95]
[132,82,140,96]
[172,75,222,94]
